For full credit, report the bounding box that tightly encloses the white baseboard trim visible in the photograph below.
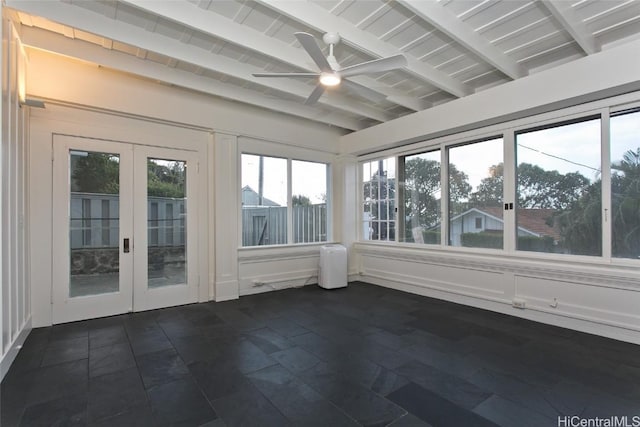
[214,279,239,302]
[360,274,640,345]
[0,318,32,382]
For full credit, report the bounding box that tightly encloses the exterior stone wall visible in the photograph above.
[70,246,185,275]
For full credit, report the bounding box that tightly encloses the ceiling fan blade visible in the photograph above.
[253,72,319,78]
[295,32,332,72]
[304,84,325,105]
[342,79,387,103]
[339,54,407,78]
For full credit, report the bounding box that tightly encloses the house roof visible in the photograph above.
[8,0,640,132]
[479,206,560,240]
[241,185,280,207]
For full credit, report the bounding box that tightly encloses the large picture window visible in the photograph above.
[610,109,640,259]
[362,158,395,241]
[356,99,640,265]
[515,118,601,256]
[241,154,328,247]
[448,138,504,249]
[398,150,441,244]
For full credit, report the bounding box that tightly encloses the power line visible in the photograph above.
[517,143,600,173]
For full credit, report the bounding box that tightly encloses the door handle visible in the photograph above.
[123,238,130,253]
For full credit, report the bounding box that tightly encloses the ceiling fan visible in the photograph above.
[253,32,407,105]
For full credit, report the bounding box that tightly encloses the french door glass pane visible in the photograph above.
[69,150,120,297]
[147,158,186,288]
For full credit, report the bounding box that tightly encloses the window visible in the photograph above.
[241,154,287,246]
[362,158,395,241]
[516,118,601,256]
[241,154,329,246]
[292,160,327,243]
[610,109,640,259]
[398,150,440,244]
[448,138,504,249]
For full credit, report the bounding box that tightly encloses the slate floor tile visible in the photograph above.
[89,342,136,378]
[87,367,148,422]
[188,359,254,401]
[89,325,128,349]
[137,348,190,389]
[271,346,322,374]
[388,382,498,427]
[19,393,87,427]
[473,395,554,427]
[468,368,562,419]
[265,316,310,337]
[170,334,220,364]
[394,360,492,410]
[212,383,290,427]
[26,359,89,406]
[247,364,358,426]
[148,377,217,426]
[41,336,89,367]
[220,338,278,374]
[300,364,406,426]
[88,404,155,427]
[4,282,640,427]
[387,412,434,426]
[128,330,173,356]
[244,327,294,354]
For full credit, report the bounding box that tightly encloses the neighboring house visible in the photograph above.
[241,185,280,207]
[445,207,560,246]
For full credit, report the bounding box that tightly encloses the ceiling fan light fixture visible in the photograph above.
[319,72,341,87]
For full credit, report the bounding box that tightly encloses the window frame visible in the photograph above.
[356,91,640,266]
[513,114,603,257]
[239,150,331,248]
[359,156,397,242]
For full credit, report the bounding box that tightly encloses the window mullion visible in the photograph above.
[601,109,612,260]
[503,131,516,253]
[441,145,449,247]
[287,158,293,245]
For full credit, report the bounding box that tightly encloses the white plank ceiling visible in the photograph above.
[7,0,640,131]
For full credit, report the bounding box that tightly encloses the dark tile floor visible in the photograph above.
[2,281,640,426]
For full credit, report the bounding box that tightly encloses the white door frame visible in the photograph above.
[52,135,135,324]
[52,135,201,323]
[132,145,200,312]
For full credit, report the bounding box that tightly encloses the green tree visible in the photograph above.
[470,162,590,210]
[147,160,185,198]
[403,157,471,227]
[518,163,589,209]
[72,155,185,198]
[470,163,503,207]
[292,194,312,206]
[611,148,640,257]
[72,153,120,194]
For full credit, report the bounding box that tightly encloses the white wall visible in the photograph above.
[25,49,345,326]
[356,243,640,344]
[26,49,345,154]
[0,18,31,381]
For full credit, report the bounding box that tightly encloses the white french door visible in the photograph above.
[52,135,199,323]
